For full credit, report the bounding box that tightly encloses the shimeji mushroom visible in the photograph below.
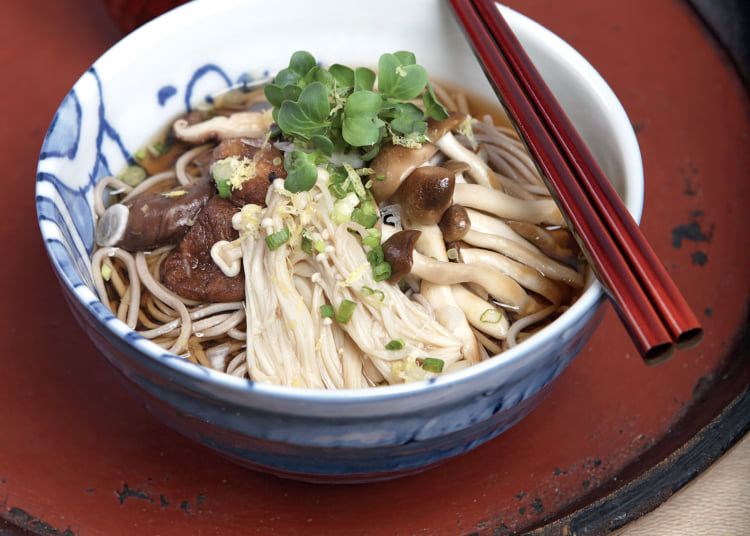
[369,112,465,203]
[453,182,565,226]
[393,166,456,225]
[369,142,439,202]
[438,204,471,242]
[172,110,275,144]
[506,220,579,263]
[452,245,568,306]
[389,160,563,227]
[400,216,482,365]
[461,227,584,288]
[382,229,534,314]
[450,284,509,341]
[433,131,501,189]
[462,208,541,254]
[449,205,582,289]
[396,171,491,349]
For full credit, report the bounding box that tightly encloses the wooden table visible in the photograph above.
[1,0,748,534]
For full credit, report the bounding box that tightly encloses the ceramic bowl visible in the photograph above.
[36,0,643,482]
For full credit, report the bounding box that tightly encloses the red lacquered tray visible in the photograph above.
[2,0,748,534]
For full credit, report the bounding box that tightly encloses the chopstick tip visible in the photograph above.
[643,342,676,367]
[675,327,704,351]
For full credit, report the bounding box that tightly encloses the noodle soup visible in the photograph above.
[91,51,584,389]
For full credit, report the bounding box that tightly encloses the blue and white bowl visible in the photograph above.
[36,0,643,482]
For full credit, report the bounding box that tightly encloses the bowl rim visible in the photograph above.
[35,0,644,407]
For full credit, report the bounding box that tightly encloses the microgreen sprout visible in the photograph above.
[265,50,448,193]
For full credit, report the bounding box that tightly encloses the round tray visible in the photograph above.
[2,0,748,534]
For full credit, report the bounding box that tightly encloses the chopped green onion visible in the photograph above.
[422,358,444,373]
[328,182,348,199]
[351,208,379,228]
[314,239,327,253]
[265,227,291,251]
[343,163,367,199]
[148,140,169,157]
[332,192,360,224]
[446,247,459,260]
[212,160,235,198]
[362,235,380,248]
[119,165,147,187]
[301,235,313,256]
[134,150,147,161]
[361,286,385,301]
[216,179,232,198]
[372,262,391,282]
[367,227,382,239]
[386,338,405,350]
[335,299,357,324]
[367,246,384,266]
[101,263,112,281]
[320,304,335,318]
[480,308,503,324]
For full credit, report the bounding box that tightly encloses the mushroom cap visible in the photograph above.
[395,166,456,225]
[369,142,438,202]
[427,111,465,141]
[439,204,471,242]
[382,229,422,283]
[441,159,471,175]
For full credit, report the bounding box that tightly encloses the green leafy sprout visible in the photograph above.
[264,50,449,193]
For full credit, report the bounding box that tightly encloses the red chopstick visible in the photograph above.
[447,0,703,364]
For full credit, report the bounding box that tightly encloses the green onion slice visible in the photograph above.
[422,358,444,373]
[367,246,384,266]
[479,308,503,324]
[361,286,385,301]
[335,299,357,324]
[320,304,335,318]
[265,227,291,251]
[372,262,391,282]
[385,338,405,350]
[351,208,379,228]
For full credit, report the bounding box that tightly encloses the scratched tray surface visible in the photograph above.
[1,0,749,534]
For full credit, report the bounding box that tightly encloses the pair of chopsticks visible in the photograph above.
[447,0,703,364]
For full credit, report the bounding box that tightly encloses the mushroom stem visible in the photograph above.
[456,246,567,305]
[463,229,584,288]
[410,223,482,364]
[383,230,534,314]
[450,284,509,340]
[464,208,541,254]
[507,221,579,263]
[454,183,565,226]
[434,131,500,189]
